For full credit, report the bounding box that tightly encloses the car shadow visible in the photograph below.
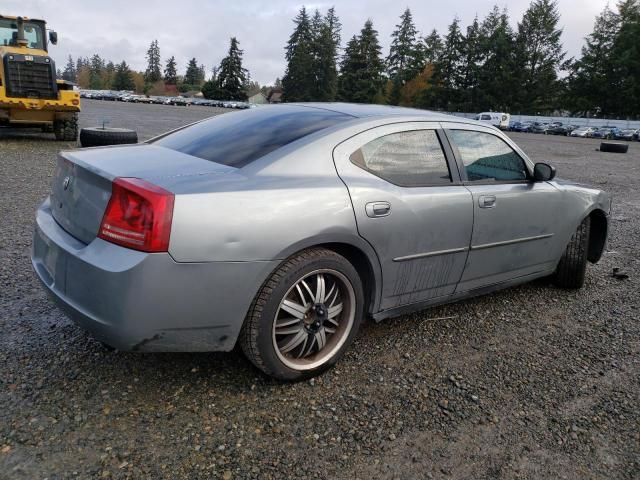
[24,275,562,399]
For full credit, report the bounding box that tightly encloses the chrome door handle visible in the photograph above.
[365,201,391,218]
[479,195,496,208]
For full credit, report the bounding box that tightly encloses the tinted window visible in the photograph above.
[448,130,528,182]
[153,106,350,168]
[480,114,492,120]
[350,130,451,187]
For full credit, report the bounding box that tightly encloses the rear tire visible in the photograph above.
[239,248,364,381]
[553,217,590,289]
[53,114,78,142]
[79,127,138,148]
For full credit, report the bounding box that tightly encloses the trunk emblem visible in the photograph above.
[63,176,72,190]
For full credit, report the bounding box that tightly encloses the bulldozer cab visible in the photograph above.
[0,17,49,50]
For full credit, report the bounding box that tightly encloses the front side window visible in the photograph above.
[350,130,451,187]
[447,130,528,182]
[0,19,45,50]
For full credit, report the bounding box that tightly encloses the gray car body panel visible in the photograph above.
[31,103,611,351]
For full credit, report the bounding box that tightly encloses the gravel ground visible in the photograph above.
[1,101,639,479]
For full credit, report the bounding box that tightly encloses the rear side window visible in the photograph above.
[350,130,452,187]
[152,106,350,168]
[447,130,528,182]
[480,114,492,120]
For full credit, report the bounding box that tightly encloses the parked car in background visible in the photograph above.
[476,112,511,130]
[547,124,580,136]
[32,103,610,380]
[592,127,620,139]
[530,122,549,134]
[613,128,639,141]
[570,126,597,138]
[508,121,531,132]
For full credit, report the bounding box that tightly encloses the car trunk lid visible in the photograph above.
[50,144,236,244]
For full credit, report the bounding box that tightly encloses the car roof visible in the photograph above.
[287,102,485,126]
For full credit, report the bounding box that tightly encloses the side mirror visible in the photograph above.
[49,31,58,45]
[533,162,556,182]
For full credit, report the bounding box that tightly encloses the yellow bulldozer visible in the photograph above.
[0,14,80,140]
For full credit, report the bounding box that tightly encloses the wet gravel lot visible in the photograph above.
[1,101,639,479]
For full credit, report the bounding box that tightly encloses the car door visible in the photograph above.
[333,122,473,311]
[441,123,563,292]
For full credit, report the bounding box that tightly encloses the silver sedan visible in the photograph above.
[32,104,611,380]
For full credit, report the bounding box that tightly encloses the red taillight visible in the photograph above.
[98,177,174,252]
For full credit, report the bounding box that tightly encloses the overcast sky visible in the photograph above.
[4,0,609,85]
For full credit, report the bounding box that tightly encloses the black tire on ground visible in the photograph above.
[553,216,591,289]
[600,142,629,154]
[79,127,138,148]
[53,113,78,142]
[239,248,364,381]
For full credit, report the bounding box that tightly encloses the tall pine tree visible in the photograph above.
[514,0,565,113]
[386,8,422,105]
[422,29,443,65]
[184,58,201,86]
[144,40,162,83]
[62,55,76,82]
[283,7,316,101]
[431,17,465,110]
[164,56,178,84]
[311,7,341,101]
[217,37,249,100]
[609,0,640,116]
[112,61,135,91]
[338,20,385,103]
[476,6,517,111]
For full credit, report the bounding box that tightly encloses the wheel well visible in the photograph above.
[319,243,377,315]
[587,209,608,263]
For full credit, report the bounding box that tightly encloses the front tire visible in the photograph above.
[239,248,364,381]
[553,217,590,289]
[53,113,78,142]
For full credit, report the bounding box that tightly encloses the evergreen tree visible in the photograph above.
[514,0,565,113]
[89,54,104,89]
[144,40,162,83]
[164,56,178,84]
[62,55,76,82]
[338,19,385,103]
[103,61,116,89]
[431,17,465,110]
[184,58,201,86]
[423,29,443,65]
[112,61,135,91]
[311,8,341,101]
[282,7,316,101]
[387,8,422,105]
[476,6,517,111]
[459,16,482,111]
[609,0,640,116]
[216,37,249,100]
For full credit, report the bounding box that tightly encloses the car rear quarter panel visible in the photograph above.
[167,140,363,264]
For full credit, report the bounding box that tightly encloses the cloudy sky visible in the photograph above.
[4,0,609,85]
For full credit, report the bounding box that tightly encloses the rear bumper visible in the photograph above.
[31,198,277,352]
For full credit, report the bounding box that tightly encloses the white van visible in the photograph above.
[476,112,511,130]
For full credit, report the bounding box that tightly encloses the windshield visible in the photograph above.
[0,18,45,50]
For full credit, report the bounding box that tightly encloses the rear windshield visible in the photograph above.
[152,106,351,168]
